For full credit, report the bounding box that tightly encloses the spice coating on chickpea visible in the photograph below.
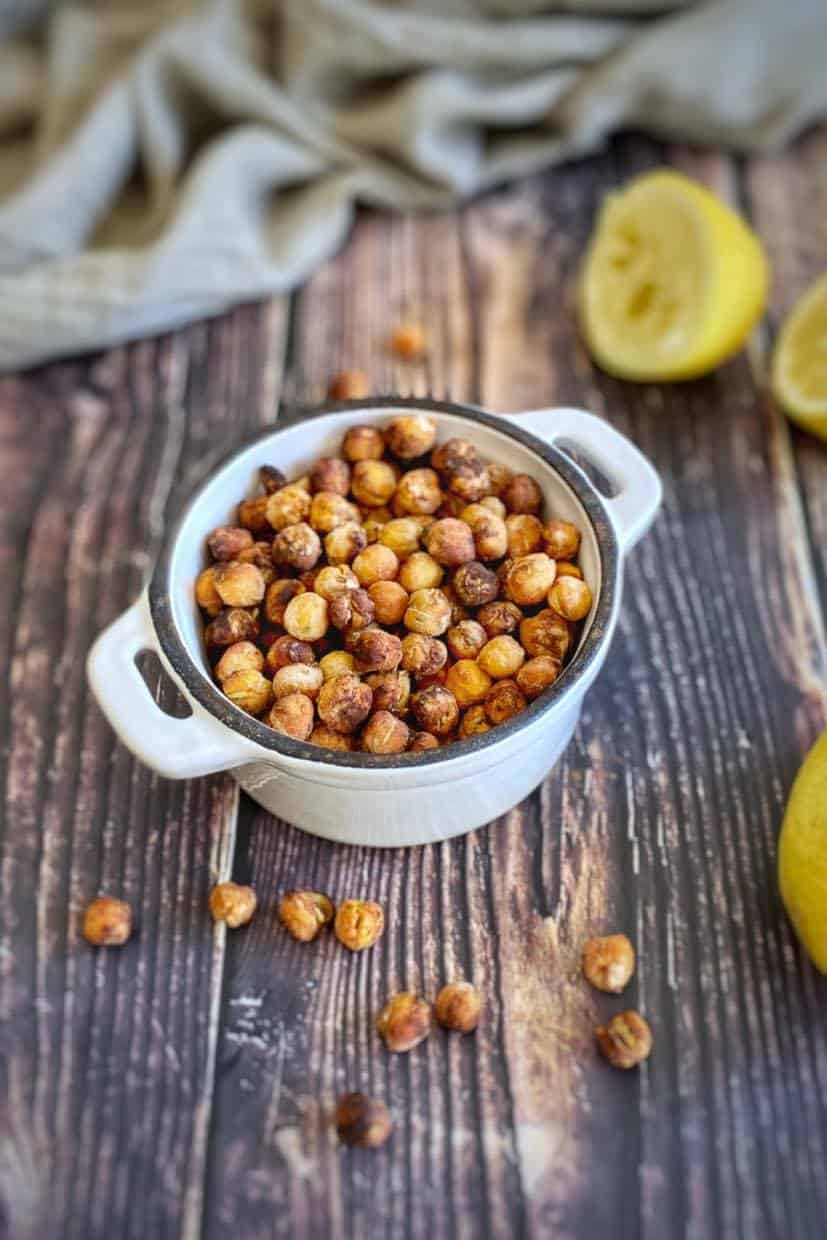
[208,526,254,561]
[520,609,571,660]
[434,982,481,1033]
[366,670,411,716]
[484,679,526,725]
[273,663,324,701]
[272,523,322,573]
[505,513,544,558]
[209,883,257,928]
[265,635,315,675]
[548,575,593,621]
[404,588,452,636]
[379,517,423,559]
[334,899,385,950]
[424,518,475,567]
[502,473,542,515]
[411,684,459,735]
[319,650,356,681]
[309,491,360,534]
[385,413,436,459]
[278,890,334,942]
[398,551,443,593]
[195,566,223,616]
[596,1011,652,1069]
[350,629,403,674]
[328,369,370,400]
[446,619,487,661]
[516,654,561,700]
[401,633,447,678]
[238,494,271,532]
[204,608,259,647]
[317,674,373,733]
[351,459,397,508]
[582,934,635,994]
[328,587,375,632]
[335,1092,392,1148]
[264,578,304,626]
[459,705,490,738]
[309,724,354,750]
[361,710,410,755]
[465,509,508,560]
[453,561,499,608]
[478,635,525,680]
[376,992,432,1052]
[314,564,358,601]
[82,896,132,946]
[268,693,314,740]
[477,600,523,638]
[325,521,368,565]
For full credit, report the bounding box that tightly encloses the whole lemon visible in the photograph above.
[779,728,827,973]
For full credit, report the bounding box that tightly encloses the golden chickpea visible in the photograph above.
[543,518,581,560]
[314,564,359,601]
[325,521,368,565]
[478,635,525,680]
[505,513,544,558]
[362,509,391,543]
[404,588,452,637]
[400,633,447,679]
[446,619,487,661]
[520,609,571,660]
[582,934,635,994]
[445,660,492,708]
[484,679,526,725]
[272,522,322,573]
[319,650,357,681]
[268,693,314,740]
[317,673,373,734]
[283,592,328,642]
[273,663,324,701]
[385,413,437,459]
[334,899,385,950]
[379,517,424,559]
[376,992,432,1052]
[209,882,257,928]
[504,553,557,606]
[408,730,439,751]
[213,562,266,608]
[394,468,442,515]
[424,518,475,567]
[351,629,403,674]
[237,494,271,533]
[351,459,397,508]
[459,705,490,738]
[390,322,427,359]
[265,635,315,675]
[501,473,543,515]
[309,724,354,751]
[342,424,384,462]
[462,506,508,561]
[432,438,481,476]
[555,561,583,579]
[328,369,370,400]
[352,543,399,587]
[487,462,513,496]
[434,982,481,1033]
[477,600,523,639]
[368,580,409,625]
[365,670,411,716]
[259,464,287,494]
[335,1092,392,1148]
[596,1011,652,1070]
[208,526,254,562]
[310,457,351,496]
[309,491,360,534]
[548,575,593,621]
[195,566,223,616]
[515,654,561,700]
[452,561,499,608]
[223,668,274,715]
[264,577,305,626]
[411,684,459,735]
[398,550,443,592]
[82,896,132,946]
[480,495,506,519]
[361,710,410,755]
[204,608,259,648]
[265,483,311,530]
[279,890,335,941]
[328,587,375,632]
[215,641,264,683]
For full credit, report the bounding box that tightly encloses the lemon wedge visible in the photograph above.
[771,273,827,441]
[779,728,827,974]
[578,170,769,382]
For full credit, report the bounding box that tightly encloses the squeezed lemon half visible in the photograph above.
[772,273,827,441]
[578,170,769,382]
[779,728,827,974]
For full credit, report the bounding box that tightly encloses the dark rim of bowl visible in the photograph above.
[148,396,619,769]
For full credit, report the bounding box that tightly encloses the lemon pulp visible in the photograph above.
[772,273,827,440]
[779,728,827,974]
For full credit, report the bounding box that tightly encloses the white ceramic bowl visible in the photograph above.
[88,399,660,847]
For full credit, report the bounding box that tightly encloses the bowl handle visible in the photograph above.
[509,407,662,554]
[87,592,254,780]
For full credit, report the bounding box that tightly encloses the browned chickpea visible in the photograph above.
[520,609,572,660]
[352,543,399,587]
[268,693,314,740]
[82,895,132,946]
[447,462,491,503]
[408,730,439,751]
[309,491,360,534]
[319,650,357,681]
[461,505,508,561]
[400,633,447,679]
[484,679,527,725]
[223,668,274,715]
[446,619,487,661]
[328,369,370,400]
[411,684,459,735]
[195,566,223,616]
[328,587,375,632]
[432,438,482,476]
[208,526,254,562]
[259,465,287,494]
[434,981,481,1033]
[394,468,442,515]
[368,580,409,625]
[265,636,315,675]
[424,518,475,568]
[385,413,437,460]
[440,581,469,625]
[404,588,452,637]
[334,899,384,950]
[236,541,276,584]
[459,705,490,738]
[478,635,525,680]
[502,473,543,515]
[477,600,523,639]
[543,519,581,560]
[317,673,373,734]
[350,629,403,674]
[204,608,260,647]
[515,654,561,699]
[379,517,424,559]
[310,457,351,496]
[283,592,328,642]
[210,882,257,928]
[213,562,266,608]
[548,576,593,621]
[279,890,335,941]
[265,483,311,530]
[436,493,468,519]
[309,724,354,751]
[273,663,324,700]
[314,564,359,601]
[555,561,583,579]
[335,1092,392,1148]
[376,991,432,1051]
[504,553,557,606]
[216,641,265,683]
[487,462,513,496]
[264,577,305,626]
[445,660,492,708]
[364,670,411,716]
[325,521,368,565]
[390,322,427,359]
[343,424,384,462]
[505,513,544,558]
[596,1011,652,1069]
[398,550,443,592]
[238,494,271,533]
[361,710,410,755]
[351,459,397,508]
[452,561,499,608]
[272,522,322,573]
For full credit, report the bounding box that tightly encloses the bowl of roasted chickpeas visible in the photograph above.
[88,398,660,845]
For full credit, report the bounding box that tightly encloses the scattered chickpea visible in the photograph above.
[82,896,132,946]
[582,934,635,994]
[213,562,266,608]
[502,473,543,515]
[404,588,452,637]
[520,609,571,660]
[385,413,436,459]
[265,483,311,530]
[204,608,259,647]
[352,459,397,508]
[208,526,254,562]
[273,663,324,701]
[434,982,481,1033]
[390,322,427,360]
[408,730,440,751]
[278,890,334,942]
[352,543,399,587]
[445,660,492,708]
[459,705,490,738]
[314,564,359,601]
[515,654,561,700]
[209,882,257,929]
[334,899,385,950]
[328,369,370,400]
[548,575,593,622]
[398,551,443,592]
[484,679,526,725]
[424,518,475,567]
[411,684,459,735]
[319,650,357,681]
[237,494,271,532]
[446,619,487,661]
[342,424,384,462]
[335,1092,392,1148]
[505,513,544,558]
[195,566,224,617]
[273,522,322,573]
[259,464,287,494]
[401,633,448,679]
[268,693,315,740]
[223,668,274,715]
[379,517,424,559]
[310,457,351,496]
[477,600,523,639]
[596,1011,652,1070]
[317,674,373,734]
[368,580,409,625]
[452,561,499,608]
[361,710,410,755]
[365,670,411,716]
[325,521,368,565]
[504,554,557,606]
[376,992,431,1052]
[478,635,525,680]
[394,468,442,515]
[351,629,403,674]
[543,518,580,560]
[283,592,328,642]
[215,641,264,682]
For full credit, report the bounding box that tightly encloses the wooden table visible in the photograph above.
[2,131,826,1240]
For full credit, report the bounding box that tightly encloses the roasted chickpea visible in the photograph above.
[484,679,526,725]
[265,483,311,530]
[596,1011,652,1069]
[459,705,490,738]
[82,896,132,946]
[478,635,525,680]
[208,526,254,562]
[264,578,305,626]
[379,517,424,559]
[335,1093,392,1148]
[351,629,403,674]
[447,462,491,503]
[310,457,351,496]
[195,566,223,616]
[236,541,275,583]
[223,668,274,715]
[376,991,432,1051]
[504,553,557,606]
[434,981,481,1033]
[440,581,469,625]
[543,519,581,560]
[210,882,257,928]
[445,660,492,708]
[487,462,513,496]
[404,588,452,636]
[204,608,259,647]
[582,934,636,994]
[390,323,427,360]
[462,506,508,560]
[272,522,322,573]
[475,601,521,640]
[452,561,499,608]
[265,636,315,676]
[424,518,475,568]
[385,413,437,460]
[555,561,583,579]
[362,508,391,543]
[505,514,544,559]
[408,730,439,751]
[437,493,467,519]
[351,459,397,508]
[309,724,354,751]
[398,551,443,592]
[279,890,335,941]
[411,684,459,735]
[213,562,266,608]
[238,494,271,533]
[516,654,561,699]
[400,633,448,679]
[446,619,487,661]
[361,710,410,755]
[283,592,328,642]
[352,544,399,587]
[480,495,506,519]
[328,587,375,632]
[325,521,368,565]
[309,491,360,534]
[216,641,264,682]
[319,650,356,681]
[548,575,593,621]
[394,468,442,515]
[364,670,411,716]
[342,424,384,462]
[368,580,409,625]
[314,564,359,601]
[328,369,370,400]
[502,473,542,515]
[432,438,482,476]
[268,692,314,740]
[520,609,571,660]
[259,464,287,494]
[334,899,385,950]
[273,663,324,700]
[317,673,373,734]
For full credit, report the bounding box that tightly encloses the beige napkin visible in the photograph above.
[0,0,824,370]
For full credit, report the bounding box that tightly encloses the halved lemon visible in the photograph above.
[578,170,769,382]
[779,728,827,973]
[771,273,827,441]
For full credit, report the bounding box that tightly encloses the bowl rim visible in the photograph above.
[148,396,619,769]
